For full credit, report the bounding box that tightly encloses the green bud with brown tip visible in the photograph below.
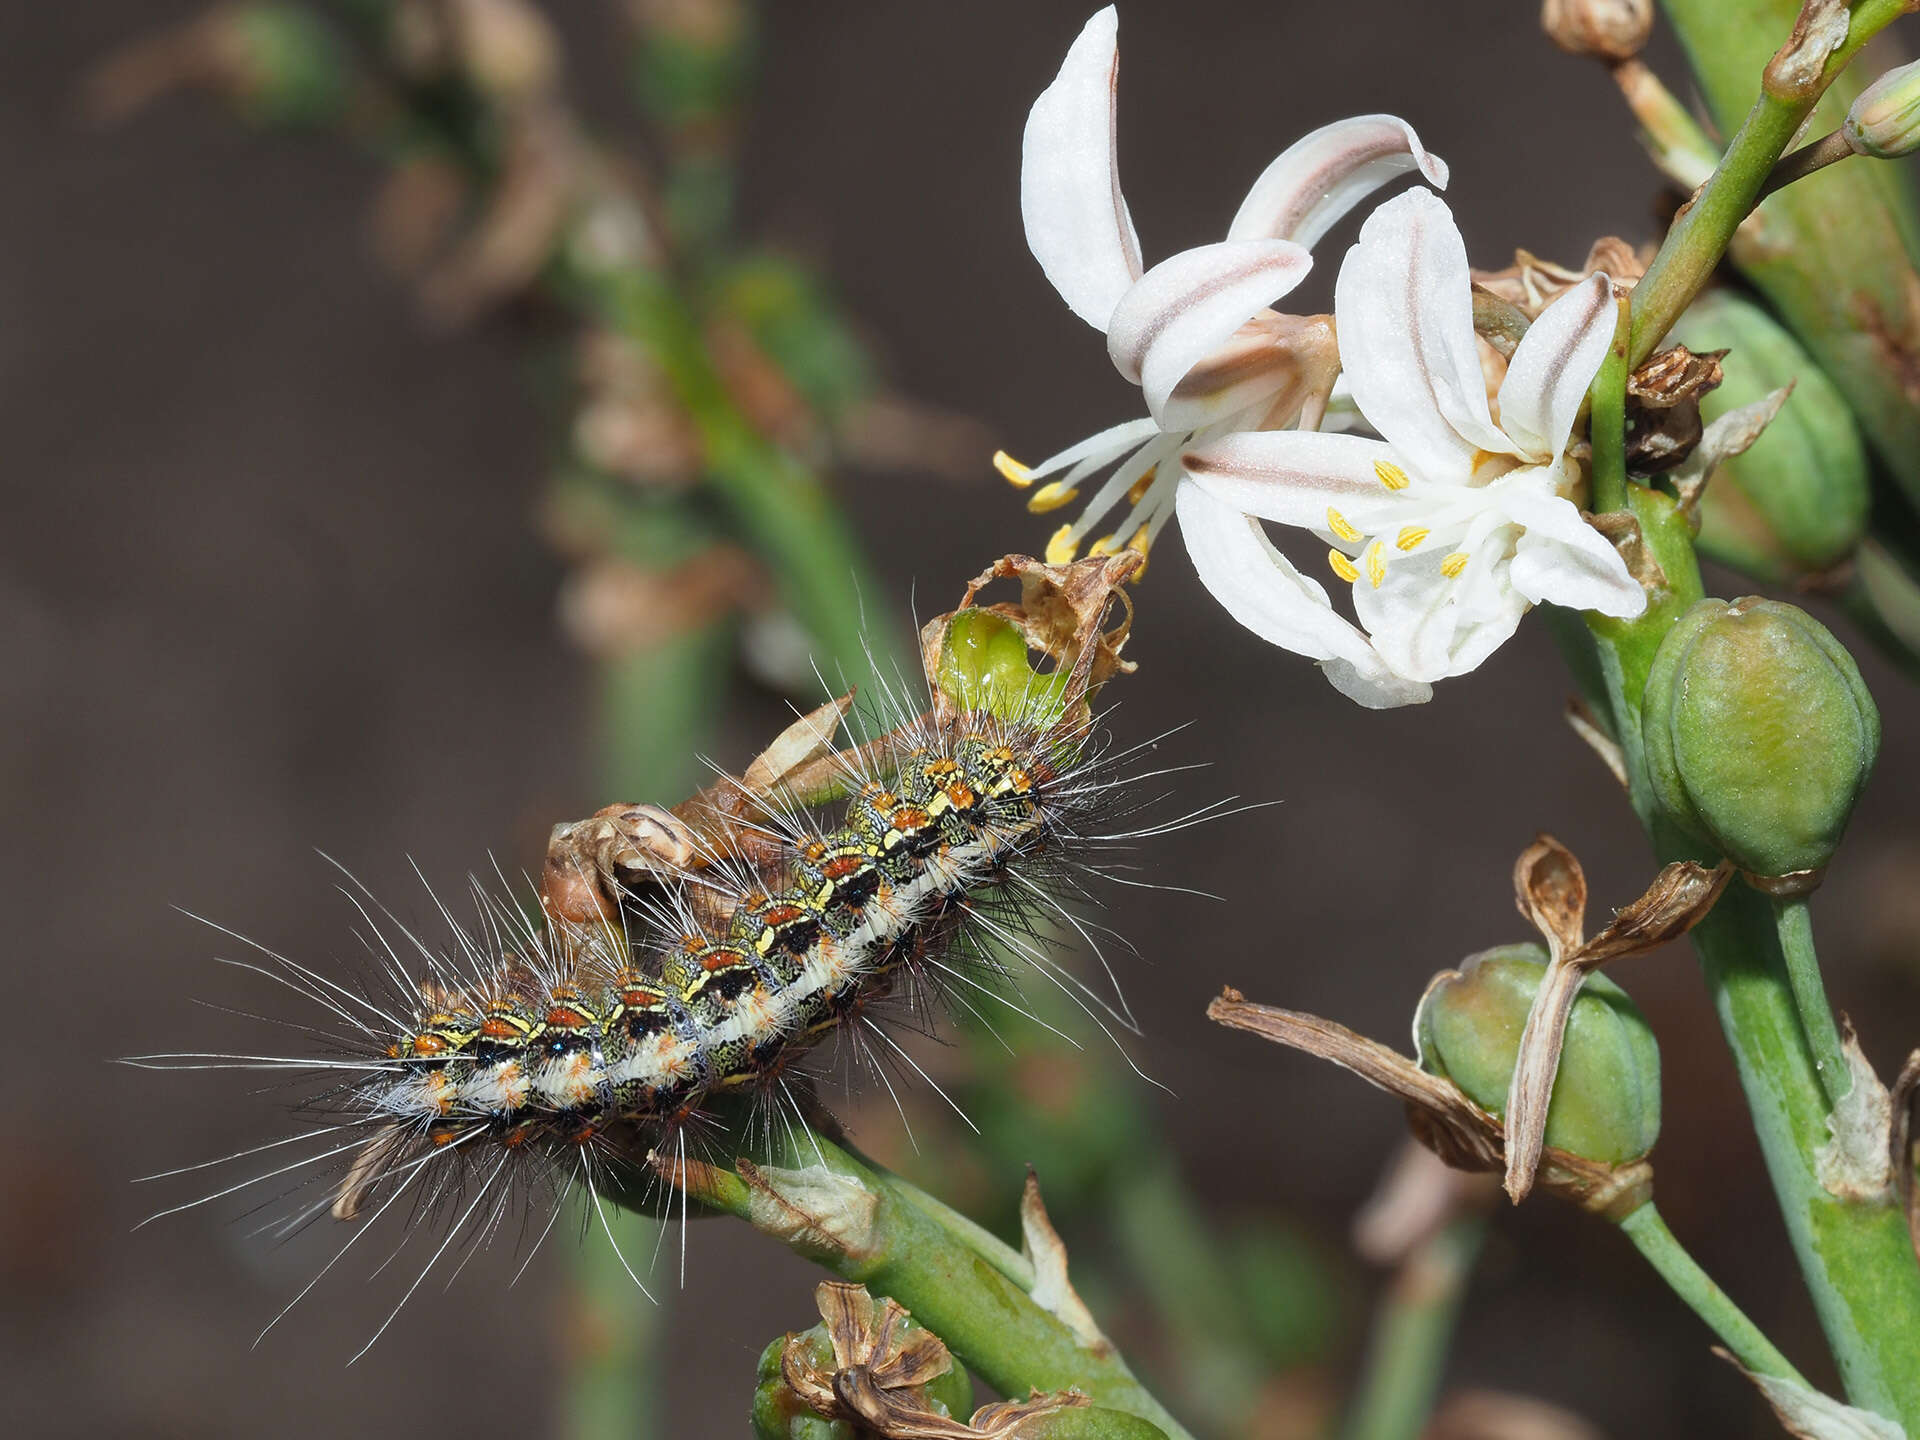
[1641,598,1878,878]
[1415,944,1661,1164]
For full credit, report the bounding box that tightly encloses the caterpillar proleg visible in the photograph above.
[138,554,1193,1348]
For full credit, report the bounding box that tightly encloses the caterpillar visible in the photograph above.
[137,554,1190,1350]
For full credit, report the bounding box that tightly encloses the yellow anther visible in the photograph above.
[993,450,1034,487]
[1364,539,1388,588]
[1126,466,1158,505]
[1328,548,1360,584]
[1088,533,1118,558]
[1125,521,1153,576]
[1373,459,1410,490]
[1026,480,1080,513]
[1045,524,1080,565]
[1326,507,1361,543]
[1395,526,1429,552]
[1440,551,1469,578]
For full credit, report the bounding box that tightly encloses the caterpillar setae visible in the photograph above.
[137,554,1191,1350]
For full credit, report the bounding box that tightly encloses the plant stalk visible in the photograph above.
[1774,895,1853,1111]
[635,1123,1196,1440]
[1339,1216,1486,1440]
[1617,1202,1805,1382]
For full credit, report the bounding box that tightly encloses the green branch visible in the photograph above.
[630,1123,1195,1440]
[1631,0,1911,367]
[1617,1203,1805,1382]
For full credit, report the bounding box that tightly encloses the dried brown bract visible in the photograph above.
[1626,343,1726,474]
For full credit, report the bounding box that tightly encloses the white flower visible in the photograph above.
[1179,188,1649,707]
[1000,5,1447,577]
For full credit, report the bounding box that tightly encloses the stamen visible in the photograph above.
[1027,480,1080,514]
[1395,526,1429,552]
[1125,467,1157,505]
[1364,540,1387,588]
[1046,525,1080,565]
[1124,521,1153,576]
[1088,534,1118,558]
[1326,507,1361,543]
[1373,459,1410,491]
[1328,549,1360,584]
[1440,551,1469,578]
[994,450,1034,487]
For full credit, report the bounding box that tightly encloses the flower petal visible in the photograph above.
[1175,481,1431,707]
[1501,490,1647,618]
[1227,114,1450,250]
[1350,547,1461,682]
[1497,273,1617,461]
[1021,7,1144,331]
[1105,239,1312,420]
[1020,415,1163,481]
[1182,429,1429,533]
[1334,188,1517,481]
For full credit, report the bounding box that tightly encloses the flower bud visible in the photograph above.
[1540,0,1652,62]
[1415,945,1661,1164]
[1674,292,1869,580]
[1845,58,1920,158]
[752,1314,972,1440]
[933,609,1070,724]
[1642,598,1879,879]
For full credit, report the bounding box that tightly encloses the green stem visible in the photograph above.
[569,621,733,1440]
[1617,1203,1805,1382]
[1756,128,1857,205]
[1656,0,1920,510]
[1774,896,1852,1110]
[1629,0,1910,367]
[1577,490,1920,1423]
[637,1123,1196,1440]
[1589,294,1631,515]
[1339,1217,1486,1440]
[564,262,907,690]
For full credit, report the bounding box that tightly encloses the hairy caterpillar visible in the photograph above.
[137,556,1193,1352]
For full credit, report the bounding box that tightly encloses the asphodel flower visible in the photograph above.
[1000,5,1446,582]
[1179,188,1648,706]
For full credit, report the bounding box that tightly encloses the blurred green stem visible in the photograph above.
[569,619,734,1440]
[561,261,904,691]
[1339,1216,1485,1440]
[1616,1203,1805,1382]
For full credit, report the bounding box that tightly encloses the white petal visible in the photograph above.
[1105,240,1311,418]
[1175,481,1430,707]
[1334,189,1517,481]
[1501,490,1647,618]
[1021,7,1144,331]
[1497,273,1617,461]
[1227,114,1449,249]
[1182,429,1429,533]
[1023,415,1163,480]
[1351,547,1461,682]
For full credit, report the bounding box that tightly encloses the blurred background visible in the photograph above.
[5,3,1919,1436]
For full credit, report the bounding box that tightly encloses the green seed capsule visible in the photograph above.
[1673,292,1869,580]
[751,1318,974,1440]
[1641,598,1879,877]
[934,610,1071,725]
[1415,944,1661,1164]
[1846,57,1920,159]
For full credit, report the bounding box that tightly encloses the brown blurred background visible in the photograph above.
[6,3,1919,1436]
